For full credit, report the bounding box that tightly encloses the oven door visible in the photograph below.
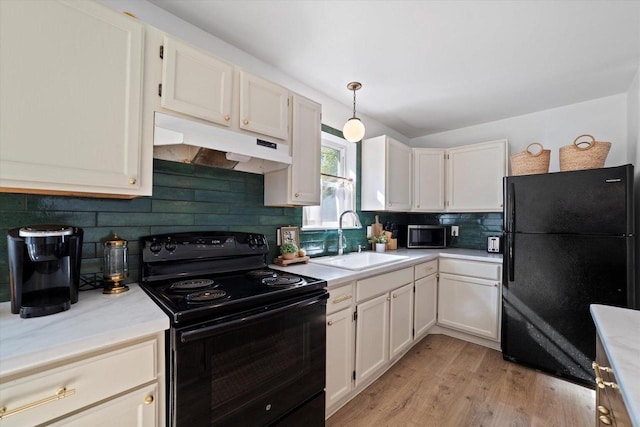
[170,290,328,427]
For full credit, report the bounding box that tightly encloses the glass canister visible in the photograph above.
[103,233,129,294]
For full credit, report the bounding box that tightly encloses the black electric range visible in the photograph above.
[139,231,326,325]
[138,231,327,427]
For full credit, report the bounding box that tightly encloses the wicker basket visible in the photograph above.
[510,142,550,175]
[559,134,611,171]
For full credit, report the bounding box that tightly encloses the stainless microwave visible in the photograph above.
[407,225,447,248]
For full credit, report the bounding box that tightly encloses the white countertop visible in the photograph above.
[590,304,640,426]
[0,284,169,377]
[271,248,502,289]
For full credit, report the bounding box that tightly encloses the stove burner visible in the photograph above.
[246,270,277,279]
[186,289,228,303]
[262,276,303,287]
[169,279,215,291]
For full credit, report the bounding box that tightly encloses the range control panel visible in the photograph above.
[140,231,268,262]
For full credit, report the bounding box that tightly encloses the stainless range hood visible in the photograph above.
[153,112,292,174]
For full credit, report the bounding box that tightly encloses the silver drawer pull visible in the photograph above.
[0,387,76,419]
[332,294,352,304]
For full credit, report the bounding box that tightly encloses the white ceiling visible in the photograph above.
[147,0,640,139]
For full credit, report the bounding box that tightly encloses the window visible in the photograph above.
[302,132,357,229]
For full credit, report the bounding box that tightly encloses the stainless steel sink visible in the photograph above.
[309,252,409,271]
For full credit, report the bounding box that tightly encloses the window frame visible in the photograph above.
[301,131,357,230]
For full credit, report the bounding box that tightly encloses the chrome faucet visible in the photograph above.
[338,210,362,255]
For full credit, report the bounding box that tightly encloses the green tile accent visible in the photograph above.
[0,159,300,301]
[0,194,26,211]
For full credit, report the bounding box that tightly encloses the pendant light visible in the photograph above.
[343,82,365,142]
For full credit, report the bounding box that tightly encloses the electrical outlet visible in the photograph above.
[451,226,459,237]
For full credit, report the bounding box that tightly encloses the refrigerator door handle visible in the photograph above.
[508,182,515,233]
[507,183,515,282]
[508,233,515,282]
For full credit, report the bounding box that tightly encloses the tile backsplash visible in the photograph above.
[0,159,301,301]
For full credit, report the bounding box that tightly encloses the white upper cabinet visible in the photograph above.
[0,0,149,197]
[446,139,508,212]
[264,94,321,206]
[160,36,233,127]
[408,139,508,213]
[361,135,412,211]
[412,148,446,211]
[239,71,290,141]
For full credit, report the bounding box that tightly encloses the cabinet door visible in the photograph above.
[161,36,233,126]
[239,71,289,140]
[412,148,445,211]
[389,283,414,360]
[0,0,144,196]
[446,140,507,212]
[290,94,321,204]
[326,308,354,410]
[49,383,159,427]
[355,294,389,386]
[360,135,387,211]
[386,138,412,210]
[414,273,437,338]
[595,333,632,427]
[437,273,501,340]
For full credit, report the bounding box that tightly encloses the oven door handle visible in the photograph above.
[179,292,329,343]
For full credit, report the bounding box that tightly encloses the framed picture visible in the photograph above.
[280,226,300,248]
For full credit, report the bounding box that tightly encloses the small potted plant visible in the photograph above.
[370,234,388,253]
[280,242,299,260]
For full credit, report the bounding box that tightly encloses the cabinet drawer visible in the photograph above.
[357,267,413,302]
[414,259,438,280]
[327,283,355,315]
[48,382,159,427]
[439,258,501,280]
[0,338,158,427]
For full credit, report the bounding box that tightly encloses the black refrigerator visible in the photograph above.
[502,164,636,387]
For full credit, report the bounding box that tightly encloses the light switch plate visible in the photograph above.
[451,226,459,236]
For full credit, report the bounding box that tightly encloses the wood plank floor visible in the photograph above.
[327,334,595,427]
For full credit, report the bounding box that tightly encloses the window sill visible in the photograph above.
[301,226,362,231]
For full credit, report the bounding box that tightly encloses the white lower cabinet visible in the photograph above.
[325,283,355,410]
[0,334,164,427]
[354,267,413,387]
[326,257,502,417]
[437,258,502,341]
[414,260,438,339]
[49,383,158,427]
[389,283,414,360]
[354,293,389,386]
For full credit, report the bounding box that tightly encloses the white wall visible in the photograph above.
[630,66,640,167]
[99,0,408,143]
[411,95,628,173]
[629,64,640,308]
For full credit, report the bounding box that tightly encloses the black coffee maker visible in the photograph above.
[7,225,83,318]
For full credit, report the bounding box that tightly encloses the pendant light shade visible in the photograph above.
[343,82,365,142]
[343,118,365,143]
